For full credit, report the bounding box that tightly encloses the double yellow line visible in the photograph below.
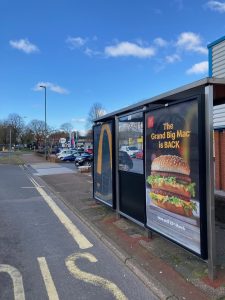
[29,176,93,250]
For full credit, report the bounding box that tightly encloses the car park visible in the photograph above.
[135,150,143,159]
[119,150,133,171]
[75,153,93,167]
[72,148,84,154]
[57,149,77,159]
[85,148,93,154]
[55,147,64,154]
[60,151,82,161]
[120,145,139,157]
[60,153,75,161]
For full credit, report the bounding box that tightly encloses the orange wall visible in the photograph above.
[214,130,225,191]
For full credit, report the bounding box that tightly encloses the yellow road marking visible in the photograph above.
[37,257,59,300]
[29,176,93,250]
[65,252,127,300]
[21,186,44,189]
[0,264,25,300]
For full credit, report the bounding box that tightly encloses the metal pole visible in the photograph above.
[44,87,47,160]
[9,128,11,162]
[115,116,120,218]
[40,85,47,160]
[205,85,217,280]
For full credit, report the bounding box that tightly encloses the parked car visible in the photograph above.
[135,150,143,159]
[120,145,139,157]
[60,151,81,161]
[85,148,93,154]
[55,147,64,154]
[119,151,133,171]
[57,149,77,159]
[71,148,84,154]
[75,153,93,167]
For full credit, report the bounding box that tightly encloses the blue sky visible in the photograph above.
[1,0,225,132]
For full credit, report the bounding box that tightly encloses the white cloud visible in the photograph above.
[33,82,69,94]
[84,47,101,57]
[66,36,87,49]
[154,37,168,47]
[9,38,39,54]
[105,42,155,58]
[207,1,225,12]
[186,61,208,75]
[165,54,181,63]
[176,32,207,55]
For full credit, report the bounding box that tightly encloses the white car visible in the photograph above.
[120,146,139,157]
[57,149,76,159]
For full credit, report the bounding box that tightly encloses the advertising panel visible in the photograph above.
[145,99,205,256]
[94,122,113,207]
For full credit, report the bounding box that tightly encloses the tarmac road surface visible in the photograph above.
[0,164,157,300]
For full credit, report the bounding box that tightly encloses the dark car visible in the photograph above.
[75,153,93,167]
[55,147,64,154]
[119,151,133,171]
[69,147,84,155]
[60,152,81,161]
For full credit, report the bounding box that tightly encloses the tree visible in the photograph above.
[6,113,25,144]
[87,102,106,128]
[27,119,47,147]
[0,120,8,145]
[60,122,73,133]
[21,127,34,145]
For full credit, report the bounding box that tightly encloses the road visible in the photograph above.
[0,164,157,300]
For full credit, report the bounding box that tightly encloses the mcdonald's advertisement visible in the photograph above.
[145,99,203,255]
[94,122,113,207]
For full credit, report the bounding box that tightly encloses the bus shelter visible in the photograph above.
[93,77,225,279]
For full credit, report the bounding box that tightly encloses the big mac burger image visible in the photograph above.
[147,155,196,217]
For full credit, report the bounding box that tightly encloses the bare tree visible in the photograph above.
[87,102,106,128]
[21,127,34,145]
[0,120,8,145]
[27,119,46,147]
[6,113,25,144]
[60,122,72,133]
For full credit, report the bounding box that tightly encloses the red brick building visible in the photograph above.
[214,130,225,191]
[208,36,225,192]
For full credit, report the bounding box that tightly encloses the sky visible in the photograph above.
[1,0,225,132]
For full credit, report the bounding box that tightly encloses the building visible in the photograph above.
[208,36,225,191]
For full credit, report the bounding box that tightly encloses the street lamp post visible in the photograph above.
[39,85,47,160]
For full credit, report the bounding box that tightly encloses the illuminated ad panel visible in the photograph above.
[94,123,113,207]
[145,98,207,257]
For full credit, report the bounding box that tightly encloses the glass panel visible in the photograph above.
[118,112,143,174]
[94,123,113,206]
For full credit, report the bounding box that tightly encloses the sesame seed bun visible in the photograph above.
[151,155,190,176]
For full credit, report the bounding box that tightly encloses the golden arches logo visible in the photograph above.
[97,124,112,175]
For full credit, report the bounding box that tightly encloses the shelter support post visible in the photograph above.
[205,85,217,280]
[115,116,120,217]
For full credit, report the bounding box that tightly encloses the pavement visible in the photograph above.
[19,152,225,299]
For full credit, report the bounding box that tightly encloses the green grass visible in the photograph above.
[0,152,24,165]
